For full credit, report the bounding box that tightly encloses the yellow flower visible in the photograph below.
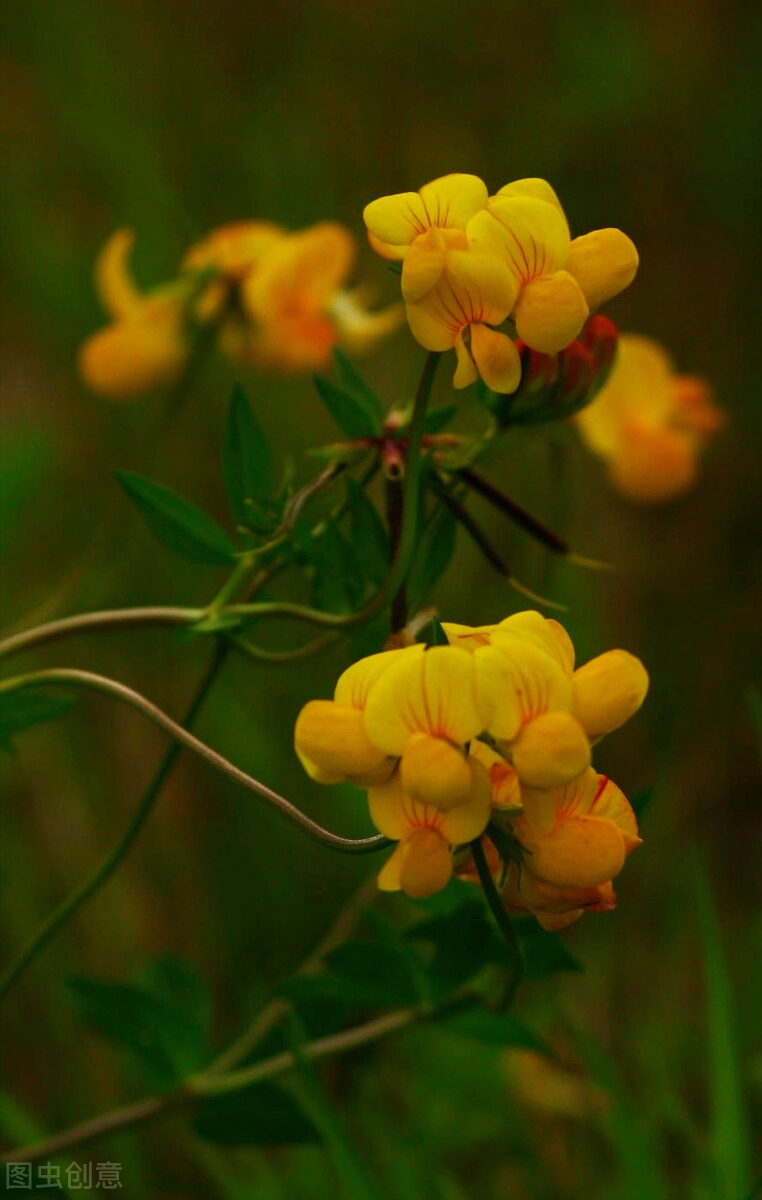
[404,248,522,393]
[446,610,648,788]
[363,644,492,810]
[467,178,638,354]
[363,172,489,291]
[512,768,641,888]
[369,767,492,898]
[78,230,195,399]
[574,333,723,501]
[81,221,402,398]
[242,222,403,371]
[294,647,419,786]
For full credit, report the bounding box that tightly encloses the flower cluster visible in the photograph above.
[294,611,648,927]
[79,222,403,399]
[574,333,723,501]
[363,174,638,395]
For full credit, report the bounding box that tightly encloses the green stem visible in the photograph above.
[470,836,524,1004]
[0,606,204,662]
[1,1007,417,1166]
[0,644,228,1003]
[223,351,440,631]
[0,668,388,872]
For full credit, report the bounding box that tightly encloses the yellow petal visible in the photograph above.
[363,645,484,755]
[400,733,472,810]
[469,323,522,393]
[607,420,698,502]
[472,642,573,740]
[401,227,468,302]
[294,700,388,781]
[367,771,410,839]
[441,621,497,650]
[78,307,188,400]
[377,843,405,891]
[468,739,522,810]
[520,814,627,889]
[94,229,143,319]
[406,298,458,352]
[513,270,589,354]
[364,174,488,251]
[572,649,649,740]
[440,758,493,843]
[567,229,639,308]
[417,173,490,228]
[467,197,571,286]
[495,179,568,226]
[245,222,356,321]
[590,776,640,844]
[399,828,453,899]
[453,329,479,389]
[520,768,600,836]
[493,611,574,673]
[329,292,404,356]
[511,712,591,788]
[182,220,286,278]
[334,646,422,709]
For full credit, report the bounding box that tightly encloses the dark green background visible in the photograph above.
[1,1,760,1196]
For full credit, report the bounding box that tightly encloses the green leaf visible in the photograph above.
[67,974,209,1088]
[423,404,458,434]
[135,954,212,1040]
[407,503,458,605]
[324,940,421,1007]
[443,1008,548,1054]
[310,520,364,613]
[223,382,272,527]
[409,902,502,996]
[346,477,390,587]
[313,375,380,439]
[418,616,449,648]
[193,1080,321,1146]
[0,687,77,753]
[332,347,385,430]
[115,470,237,565]
[515,923,582,978]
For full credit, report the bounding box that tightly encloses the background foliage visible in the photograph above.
[1,1,761,1196]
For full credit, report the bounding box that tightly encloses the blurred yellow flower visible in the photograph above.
[80,221,402,398]
[368,767,492,898]
[574,333,723,501]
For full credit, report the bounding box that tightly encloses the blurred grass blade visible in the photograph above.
[287,1014,383,1200]
[693,850,753,1200]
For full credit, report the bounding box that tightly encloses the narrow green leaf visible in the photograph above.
[407,504,458,605]
[68,975,209,1088]
[444,1008,548,1054]
[193,1080,321,1146]
[313,375,379,439]
[693,852,753,1200]
[332,347,385,429]
[115,470,237,565]
[223,382,272,525]
[0,688,77,753]
[346,477,390,587]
